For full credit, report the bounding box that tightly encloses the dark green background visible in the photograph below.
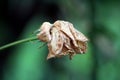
[0,0,120,80]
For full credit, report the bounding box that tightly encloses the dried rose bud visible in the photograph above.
[37,20,88,60]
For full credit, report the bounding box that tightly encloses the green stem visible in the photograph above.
[0,36,38,51]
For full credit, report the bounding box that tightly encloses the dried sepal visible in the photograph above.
[37,20,88,60]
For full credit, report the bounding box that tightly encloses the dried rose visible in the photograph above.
[37,20,88,60]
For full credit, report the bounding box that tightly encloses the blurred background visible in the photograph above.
[0,0,120,80]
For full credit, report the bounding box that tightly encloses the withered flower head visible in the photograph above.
[37,20,88,60]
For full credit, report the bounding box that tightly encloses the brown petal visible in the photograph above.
[54,20,78,47]
[37,22,52,42]
[58,32,76,59]
[47,52,55,60]
[74,41,87,53]
[47,27,64,59]
[69,23,88,42]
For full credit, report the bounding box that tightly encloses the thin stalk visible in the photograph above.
[0,36,38,51]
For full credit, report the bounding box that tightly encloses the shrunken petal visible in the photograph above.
[69,23,88,42]
[37,20,88,60]
[37,22,52,42]
[47,27,64,59]
[54,21,78,47]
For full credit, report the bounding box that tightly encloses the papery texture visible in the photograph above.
[37,20,88,60]
[37,22,52,42]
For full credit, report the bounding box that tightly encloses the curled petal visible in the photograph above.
[68,23,88,42]
[54,20,78,47]
[47,27,64,59]
[74,41,87,53]
[37,22,52,42]
[66,22,88,54]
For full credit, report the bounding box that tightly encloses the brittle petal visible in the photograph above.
[54,20,78,47]
[47,27,64,59]
[37,22,52,42]
[69,23,88,42]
